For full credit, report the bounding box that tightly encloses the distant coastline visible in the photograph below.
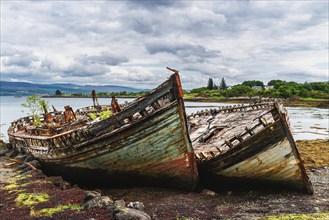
[39,95,329,108]
[41,95,139,99]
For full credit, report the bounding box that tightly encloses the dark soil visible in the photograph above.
[104,139,329,219]
[0,139,328,219]
[0,157,113,220]
[104,166,328,219]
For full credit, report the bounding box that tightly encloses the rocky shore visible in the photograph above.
[0,139,328,220]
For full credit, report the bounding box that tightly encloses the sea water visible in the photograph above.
[0,96,328,141]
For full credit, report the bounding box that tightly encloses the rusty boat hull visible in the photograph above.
[189,102,313,194]
[8,73,198,190]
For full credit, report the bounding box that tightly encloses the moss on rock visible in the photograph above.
[16,193,49,207]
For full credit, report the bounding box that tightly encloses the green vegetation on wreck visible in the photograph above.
[89,109,113,120]
[21,95,49,126]
[264,212,329,220]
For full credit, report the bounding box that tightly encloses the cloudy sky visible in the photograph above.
[1,1,328,89]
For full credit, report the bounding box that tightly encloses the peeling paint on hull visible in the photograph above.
[8,72,199,190]
[190,102,313,194]
[41,103,198,189]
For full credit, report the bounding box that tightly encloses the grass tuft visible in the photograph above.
[16,193,49,207]
[30,204,83,217]
[264,212,329,220]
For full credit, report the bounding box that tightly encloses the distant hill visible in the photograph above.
[0,81,143,96]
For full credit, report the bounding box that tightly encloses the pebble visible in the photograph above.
[114,199,126,208]
[114,207,151,220]
[84,190,102,202]
[202,189,217,197]
[5,150,17,158]
[0,148,10,157]
[127,201,145,211]
[83,196,113,209]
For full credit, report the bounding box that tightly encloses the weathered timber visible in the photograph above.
[189,102,313,194]
[8,71,198,190]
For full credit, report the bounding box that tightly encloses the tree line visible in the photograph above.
[54,78,328,100]
[191,77,329,100]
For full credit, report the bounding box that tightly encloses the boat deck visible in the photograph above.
[188,103,275,160]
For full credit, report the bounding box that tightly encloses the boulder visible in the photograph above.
[5,150,17,158]
[201,189,217,197]
[20,166,32,174]
[28,160,41,168]
[0,140,6,148]
[6,143,13,150]
[84,190,102,203]
[114,207,151,220]
[24,154,35,162]
[127,202,145,211]
[48,176,71,190]
[15,154,27,161]
[83,196,113,209]
[0,147,10,157]
[114,199,126,208]
[114,200,150,220]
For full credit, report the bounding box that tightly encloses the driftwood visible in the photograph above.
[9,158,39,172]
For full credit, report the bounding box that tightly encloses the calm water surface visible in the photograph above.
[0,96,328,141]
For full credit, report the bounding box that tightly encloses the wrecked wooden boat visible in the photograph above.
[8,69,198,190]
[188,102,313,194]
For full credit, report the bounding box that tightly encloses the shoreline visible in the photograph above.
[41,95,329,108]
[184,98,329,108]
[0,139,328,219]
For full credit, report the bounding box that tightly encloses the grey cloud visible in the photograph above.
[1,47,30,57]
[1,47,21,57]
[183,63,240,80]
[146,41,221,59]
[121,2,227,37]
[61,62,109,77]
[126,0,178,9]
[78,52,129,66]
[63,70,103,77]
[1,71,34,78]
[275,71,326,82]
[41,58,52,70]
[1,1,328,88]
[276,71,313,78]
[266,44,317,53]
[2,54,38,67]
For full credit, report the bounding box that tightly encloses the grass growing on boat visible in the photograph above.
[264,212,329,220]
[89,110,112,120]
[99,109,112,120]
[16,193,49,206]
[89,113,97,120]
[30,204,83,217]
